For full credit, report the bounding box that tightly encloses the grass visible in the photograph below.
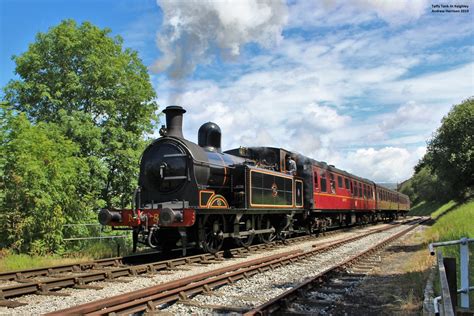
[413,199,474,308]
[424,200,474,241]
[408,200,459,219]
[0,250,92,272]
[0,237,134,273]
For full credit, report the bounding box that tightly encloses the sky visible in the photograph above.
[1,0,473,183]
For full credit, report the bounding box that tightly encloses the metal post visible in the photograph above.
[444,257,457,310]
[459,237,470,308]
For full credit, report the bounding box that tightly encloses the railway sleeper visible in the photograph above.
[178,300,250,313]
[73,284,103,290]
[0,299,28,308]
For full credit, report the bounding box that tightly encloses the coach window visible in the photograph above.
[313,171,319,191]
[350,181,354,195]
[345,178,349,190]
[358,183,363,198]
[320,172,327,192]
[330,173,336,193]
[337,175,343,188]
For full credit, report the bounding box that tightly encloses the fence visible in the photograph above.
[63,223,129,256]
[429,237,474,315]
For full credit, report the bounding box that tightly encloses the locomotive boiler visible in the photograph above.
[99,106,410,255]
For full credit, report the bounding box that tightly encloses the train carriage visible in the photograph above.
[99,106,410,255]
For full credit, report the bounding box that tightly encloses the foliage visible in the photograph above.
[418,97,474,199]
[3,19,157,208]
[1,20,157,254]
[0,106,91,253]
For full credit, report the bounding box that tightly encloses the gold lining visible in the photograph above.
[249,169,294,208]
[199,190,215,208]
[207,194,229,208]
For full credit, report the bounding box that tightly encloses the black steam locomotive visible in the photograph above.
[99,106,409,254]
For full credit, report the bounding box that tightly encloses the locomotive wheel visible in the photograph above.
[201,214,225,254]
[258,215,276,243]
[234,215,254,248]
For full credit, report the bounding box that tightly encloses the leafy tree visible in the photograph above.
[421,97,474,198]
[0,105,90,254]
[3,20,157,208]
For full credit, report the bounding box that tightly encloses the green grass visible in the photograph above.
[425,200,473,242]
[422,199,474,307]
[0,237,133,273]
[408,200,458,218]
[0,251,92,272]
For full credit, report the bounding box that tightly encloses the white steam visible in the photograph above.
[152,0,288,79]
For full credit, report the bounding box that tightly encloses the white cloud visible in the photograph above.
[152,0,288,78]
[288,0,429,28]
[341,146,426,182]
[150,1,472,183]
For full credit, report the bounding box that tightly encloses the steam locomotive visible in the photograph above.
[99,106,410,254]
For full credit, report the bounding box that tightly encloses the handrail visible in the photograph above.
[430,237,473,314]
[436,251,455,316]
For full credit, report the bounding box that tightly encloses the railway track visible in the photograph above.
[0,219,401,304]
[43,218,424,315]
[245,217,429,315]
[0,228,345,284]
[0,237,313,304]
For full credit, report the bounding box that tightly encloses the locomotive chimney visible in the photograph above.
[163,105,186,138]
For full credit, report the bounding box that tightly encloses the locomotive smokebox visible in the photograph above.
[163,105,186,138]
[198,122,222,152]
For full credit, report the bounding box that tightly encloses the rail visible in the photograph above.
[430,237,473,315]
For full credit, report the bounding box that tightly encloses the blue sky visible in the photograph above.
[1,0,473,182]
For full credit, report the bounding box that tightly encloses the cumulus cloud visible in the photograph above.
[341,146,426,182]
[152,0,288,79]
[289,0,428,28]
[150,1,472,183]
[379,101,429,131]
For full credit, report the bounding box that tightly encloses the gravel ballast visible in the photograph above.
[0,221,410,315]
[164,223,417,315]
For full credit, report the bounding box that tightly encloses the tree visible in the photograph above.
[421,97,474,198]
[3,20,157,207]
[0,105,90,254]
